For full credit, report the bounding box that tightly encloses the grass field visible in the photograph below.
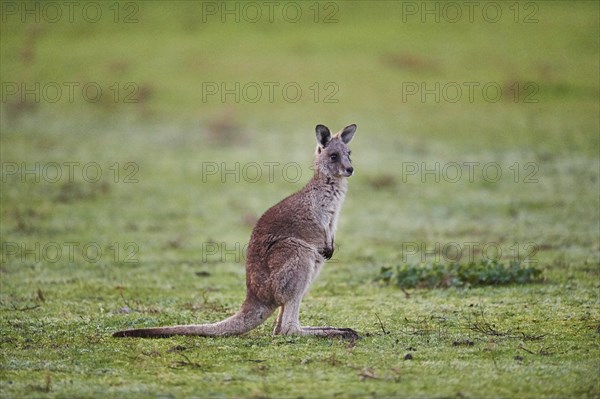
[1,1,599,398]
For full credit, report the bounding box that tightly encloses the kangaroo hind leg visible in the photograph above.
[277,297,359,339]
[270,248,359,339]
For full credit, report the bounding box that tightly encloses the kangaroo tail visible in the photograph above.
[113,297,274,338]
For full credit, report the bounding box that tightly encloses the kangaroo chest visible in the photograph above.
[309,179,347,238]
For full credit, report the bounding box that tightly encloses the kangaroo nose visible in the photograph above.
[346,167,354,176]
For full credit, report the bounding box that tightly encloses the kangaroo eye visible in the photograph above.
[330,153,339,161]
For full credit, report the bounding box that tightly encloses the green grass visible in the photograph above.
[1,1,599,398]
[377,259,543,289]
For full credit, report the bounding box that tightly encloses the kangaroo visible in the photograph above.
[113,124,359,339]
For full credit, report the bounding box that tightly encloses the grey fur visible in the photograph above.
[113,124,359,339]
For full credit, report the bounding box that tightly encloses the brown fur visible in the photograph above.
[113,124,358,339]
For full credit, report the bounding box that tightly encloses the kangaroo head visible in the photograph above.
[314,124,357,178]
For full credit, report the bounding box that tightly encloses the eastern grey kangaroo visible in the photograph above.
[113,124,359,339]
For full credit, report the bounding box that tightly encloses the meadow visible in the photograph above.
[1,1,599,398]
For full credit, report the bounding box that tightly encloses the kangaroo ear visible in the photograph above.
[315,124,332,148]
[338,124,357,144]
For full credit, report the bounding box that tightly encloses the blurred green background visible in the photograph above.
[2,0,598,264]
[2,1,597,150]
[1,1,599,398]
